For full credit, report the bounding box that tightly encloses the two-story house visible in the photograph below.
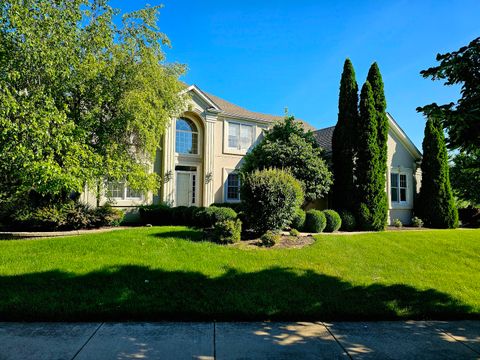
[81,84,422,225]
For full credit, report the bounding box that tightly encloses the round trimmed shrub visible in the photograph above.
[304,210,326,233]
[193,206,237,228]
[139,203,172,225]
[241,169,304,234]
[290,208,306,231]
[260,230,281,247]
[323,209,342,232]
[212,219,242,244]
[339,211,356,231]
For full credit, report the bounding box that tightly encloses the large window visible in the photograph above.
[228,122,254,151]
[390,173,407,203]
[107,181,142,200]
[226,172,241,201]
[176,118,198,154]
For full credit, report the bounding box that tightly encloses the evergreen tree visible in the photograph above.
[332,59,358,211]
[417,117,459,228]
[366,63,389,182]
[356,82,388,231]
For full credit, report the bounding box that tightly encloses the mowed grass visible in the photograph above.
[0,227,479,321]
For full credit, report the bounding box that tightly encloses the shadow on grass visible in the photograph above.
[0,265,477,322]
[152,229,204,241]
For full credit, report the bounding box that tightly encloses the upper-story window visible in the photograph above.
[176,118,198,155]
[228,122,254,151]
[391,172,407,203]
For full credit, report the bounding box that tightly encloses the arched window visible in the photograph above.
[176,118,198,154]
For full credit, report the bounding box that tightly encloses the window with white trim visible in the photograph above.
[390,173,407,203]
[107,181,142,200]
[176,118,198,154]
[226,172,241,201]
[228,122,254,150]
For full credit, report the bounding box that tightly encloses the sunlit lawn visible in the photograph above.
[0,227,479,321]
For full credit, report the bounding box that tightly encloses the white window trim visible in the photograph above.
[223,119,256,155]
[389,168,413,209]
[223,168,241,203]
[107,181,143,201]
[175,118,201,157]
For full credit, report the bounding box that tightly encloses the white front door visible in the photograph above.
[176,171,197,206]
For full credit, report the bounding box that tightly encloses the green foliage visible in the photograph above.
[323,210,342,232]
[193,206,238,228]
[260,230,281,247]
[290,208,306,231]
[411,217,424,228]
[304,210,326,233]
[417,117,459,228]
[0,0,186,211]
[211,202,244,213]
[241,117,332,202]
[339,211,357,232]
[355,81,388,231]
[418,37,480,153]
[393,219,403,228]
[366,63,389,183]
[332,59,359,211]
[241,169,304,233]
[458,207,480,228]
[450,150,480,206]
[139,204,173,225]
[211,219,242,244]
[289,228,300,237]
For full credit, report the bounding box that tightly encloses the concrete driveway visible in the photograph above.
[0,321,479,359]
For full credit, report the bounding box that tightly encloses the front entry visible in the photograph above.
[175,168,197,206]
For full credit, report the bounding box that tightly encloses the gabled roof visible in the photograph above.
[313,114,422,160]
[184,84,315,130]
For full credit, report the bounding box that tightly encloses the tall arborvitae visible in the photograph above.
[356,81,387,231]
[417,117,458,228]
[332,59,359,211]
[366,62,389,177]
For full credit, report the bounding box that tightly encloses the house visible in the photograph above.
[81,84,422,225]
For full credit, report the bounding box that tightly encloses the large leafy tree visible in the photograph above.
[332,59,358,211]
[418,37,480,153]
[366,63,389,179]
[0,0,186,209]
[355,82,388,231]
[241,117,332,203]
[450,150,480,207]
[417,117,458,228]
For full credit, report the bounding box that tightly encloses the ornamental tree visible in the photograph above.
[331,59,359,212]
[450,150,480,206]
[417,117,459,228]
[0,0,186,211]
[241,117,332,203]
[355,81,388,231]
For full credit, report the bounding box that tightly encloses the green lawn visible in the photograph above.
[0,227,479,321]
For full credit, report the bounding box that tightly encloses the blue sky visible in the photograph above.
[111,0,479,148]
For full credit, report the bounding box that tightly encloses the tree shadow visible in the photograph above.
[151,229,204,241]
[0,265,477,322]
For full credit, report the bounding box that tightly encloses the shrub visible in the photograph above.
[193,206,237,228]
[458,207,480,228]
[290,228,300,237]
[290,208,306,231]
[393,218,403,228]
[304,210,326,233]
[139,203,172,225]
[241,169,304,234]
[323,209,342,232]
[63,202,95,230]
[340,211,356,231]
[211,219,242,244]
[94,204,124,227]
[411,216,424,228]
[211,202,243,213]
[260,230,281,247]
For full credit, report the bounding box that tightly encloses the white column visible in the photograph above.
[163,119,176,206]
[204,112,217,206]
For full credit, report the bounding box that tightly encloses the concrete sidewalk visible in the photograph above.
[0,321,479,359]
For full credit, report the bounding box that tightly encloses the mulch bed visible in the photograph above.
[233,235,315,249]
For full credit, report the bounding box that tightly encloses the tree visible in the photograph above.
[366,62,389,179]
[450,150,480,207]
[417,117,458,228]
[418,37,480,154]
[241,117,332,203]
[0,0,186,210]
[331,59,358,211]
[355,82,388,231]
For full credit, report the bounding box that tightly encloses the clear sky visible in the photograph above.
[111,0,479,148]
